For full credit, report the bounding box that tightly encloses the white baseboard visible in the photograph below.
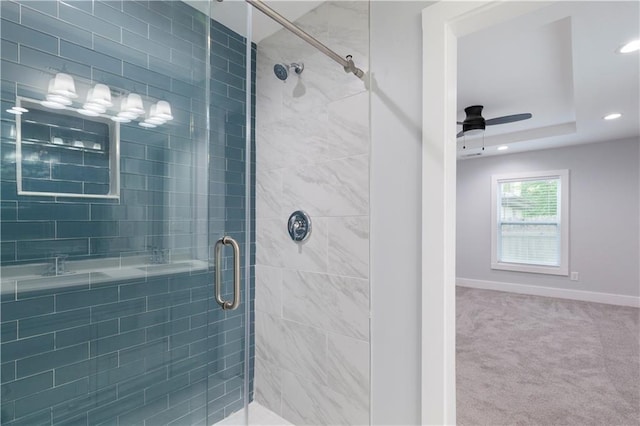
[456,278,640,308]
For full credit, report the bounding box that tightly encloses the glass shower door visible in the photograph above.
[0,1,251,424]
[206,1,254,422]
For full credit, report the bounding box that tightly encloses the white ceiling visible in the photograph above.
[457,1,640,158]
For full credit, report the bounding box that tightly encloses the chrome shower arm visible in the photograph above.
[244,0,365,79]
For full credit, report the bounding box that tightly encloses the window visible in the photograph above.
[491,170,569,275]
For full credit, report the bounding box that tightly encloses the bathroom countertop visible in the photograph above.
[0,258,210,296]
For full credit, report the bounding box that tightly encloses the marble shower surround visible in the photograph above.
[253,2,370,425]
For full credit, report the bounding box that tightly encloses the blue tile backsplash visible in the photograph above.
[0,1,256,425]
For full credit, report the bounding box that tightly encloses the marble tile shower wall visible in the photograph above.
[254,2,370,425]
[0,1,255,425]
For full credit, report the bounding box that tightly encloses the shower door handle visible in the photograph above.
[214,236,241,310]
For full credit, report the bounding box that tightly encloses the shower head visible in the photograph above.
[273,64,288,81]
[273,62,304,81]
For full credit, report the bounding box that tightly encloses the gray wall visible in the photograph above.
[457,138,640,297]
[370,1,433,424]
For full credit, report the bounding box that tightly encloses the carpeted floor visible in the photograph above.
[456,287,640,425]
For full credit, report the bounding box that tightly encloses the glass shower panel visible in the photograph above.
[207,1,255,423]
[0,1,251,425]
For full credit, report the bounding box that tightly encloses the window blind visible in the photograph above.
[497,178,560,266]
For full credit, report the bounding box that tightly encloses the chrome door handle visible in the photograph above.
[214,236,241,310]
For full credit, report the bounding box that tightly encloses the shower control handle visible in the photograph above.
[214,236,241,310]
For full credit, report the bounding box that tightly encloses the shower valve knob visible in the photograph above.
[287,210,311,242]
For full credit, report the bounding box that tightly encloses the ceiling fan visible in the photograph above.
[457,105,532,138]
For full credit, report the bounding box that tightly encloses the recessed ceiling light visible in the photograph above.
[618,39,640,54]
[497,145,509,151]
[603,113,622,120]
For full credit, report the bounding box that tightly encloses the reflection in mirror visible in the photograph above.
[15,97,120,199]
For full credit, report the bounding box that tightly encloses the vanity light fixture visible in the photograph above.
[48,73,78,99]
[41,76,74,108]
[141,101,175,127]
[617,39,640,54]
[116,98,139,120]
[88,84,112,107]
[497,145,509,151]
[145,105,166,125]
[35,76,172,129]
[80,89,107,114]
[152,101,174,121]
[603,112,622,120]
[122,93,145,115]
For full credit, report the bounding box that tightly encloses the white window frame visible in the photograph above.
[491,169,569,276]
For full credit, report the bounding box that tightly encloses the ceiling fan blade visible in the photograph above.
[456,130,465,138]
[485,113,532,126]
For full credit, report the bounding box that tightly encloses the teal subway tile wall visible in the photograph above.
[0,1,256,425]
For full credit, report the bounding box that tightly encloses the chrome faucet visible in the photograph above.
[44,254,68,276]
[147,246,170,264]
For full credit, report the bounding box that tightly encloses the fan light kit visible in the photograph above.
[16,72,175,129]
[603,113,622,120]
[617,39,640,54]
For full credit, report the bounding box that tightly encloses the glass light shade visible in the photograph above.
[83,89,107,113]
[152,100,173,120]
[111,115,131,123]
[147,105,163,124]
[84,103,106,113]
[145,106,166,125]
[145,117,165,125]
[118,111,139,119]
[49,73,77,99]
[46,92,72,106]
[40,100,66,109]
[88,84,112,107]
[123,93,145,115]
[6,106,28,115]
[77,108,100,117]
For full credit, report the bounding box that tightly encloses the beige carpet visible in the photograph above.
[456,287,640,425]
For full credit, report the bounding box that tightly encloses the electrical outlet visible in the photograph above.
[571,272,579,281]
